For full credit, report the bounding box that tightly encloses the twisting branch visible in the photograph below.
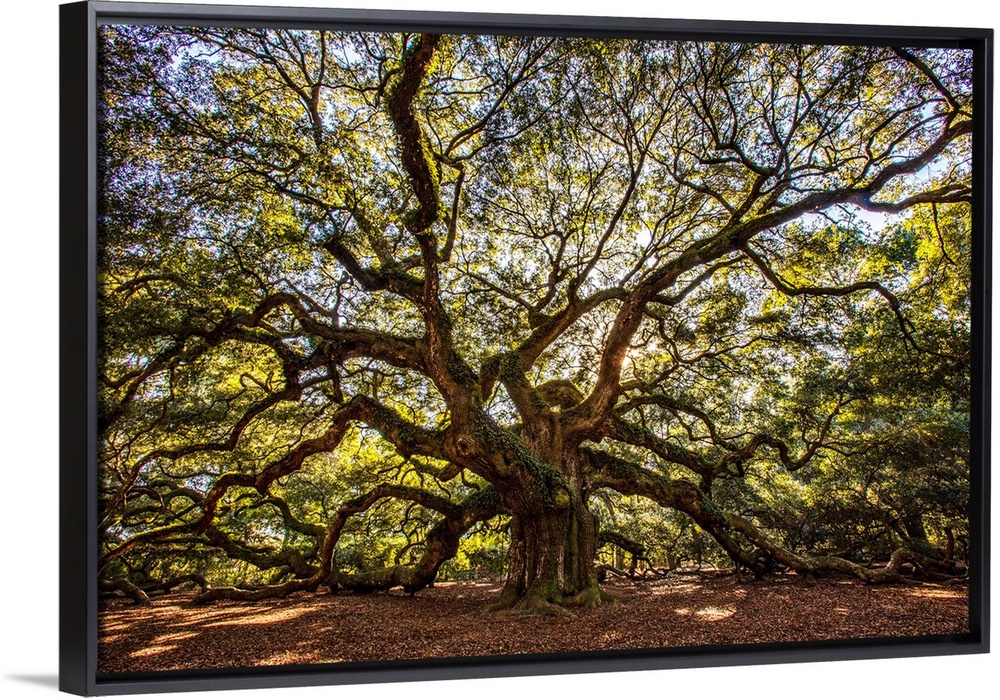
[891,47,963,115]
[741,244,922,353]
[100,292,435,527]
[602,415,713,477]
[587,448,943,583]
[387,34,442,234]
[440,164,465,262]
[565,112,971,441]
[196,485,503,601]
[614,395,735,448]
[100,395,449,569]
[586,448,752,568]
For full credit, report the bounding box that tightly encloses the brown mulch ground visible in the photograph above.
[98,573,969,673]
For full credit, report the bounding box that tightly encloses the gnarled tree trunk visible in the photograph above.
[486,413,606,613]
[493,494,600,614]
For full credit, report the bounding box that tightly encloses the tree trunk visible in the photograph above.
[488,494,606,614]
[501,495,599,600]
[901,514,942,558]
[486,417,608,614]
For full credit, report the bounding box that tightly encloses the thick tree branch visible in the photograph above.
[602,415,713,477]
[387,34,442,234]
[565,116,972,441]
[588,448,937,583]
[196,485,502,601]
[100,395,448,568]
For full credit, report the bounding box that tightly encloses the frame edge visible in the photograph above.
[70,3,993,695]
[60,1,98,696]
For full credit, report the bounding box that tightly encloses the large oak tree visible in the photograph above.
[97,26,972,612]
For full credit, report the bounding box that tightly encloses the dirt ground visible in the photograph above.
[98,573,969,674]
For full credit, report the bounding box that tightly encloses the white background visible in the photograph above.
[0,1,994,698]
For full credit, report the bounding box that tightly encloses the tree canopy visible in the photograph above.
[97,26,972,612]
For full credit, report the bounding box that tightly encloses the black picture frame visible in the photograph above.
[60,2,992,695]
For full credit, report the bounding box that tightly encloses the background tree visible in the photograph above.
[97,27,972,612]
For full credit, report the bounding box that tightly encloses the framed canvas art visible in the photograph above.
[60,1,991,695]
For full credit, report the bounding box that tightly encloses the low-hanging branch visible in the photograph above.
[100,394,451,569]
[196,485,503,601]
[586,447,949,583]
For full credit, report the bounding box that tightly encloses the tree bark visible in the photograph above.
[485,414,608,613]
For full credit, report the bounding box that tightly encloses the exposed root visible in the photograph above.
[484,582,621,616]
[99,578,151,606]
[482,584,521,613]
[563,584,622,609]
[193,578,319,603]
[482,582,574,617]
[492,594,574,618]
